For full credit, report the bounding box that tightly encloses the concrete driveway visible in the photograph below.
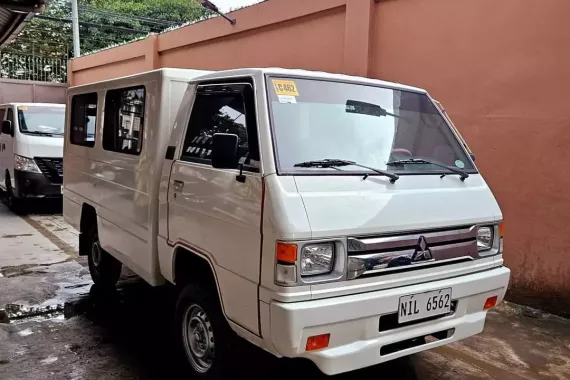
[0,201,569,380]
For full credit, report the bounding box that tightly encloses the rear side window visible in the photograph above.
[0,109,5,123]
[103,86,145,155]
[70,93,98,147]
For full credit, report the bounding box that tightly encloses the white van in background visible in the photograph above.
[64,68,510,378]
[0,103,66,211]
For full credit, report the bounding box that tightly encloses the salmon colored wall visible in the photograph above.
[70,38,153,86]
[371,0,570,315]
[73,56,145,86]
[69,0,570,315]
[159,8,346,73]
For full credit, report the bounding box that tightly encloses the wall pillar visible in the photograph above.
[67,59,74,87]
[343,0,375,77]
[145,34,159,71]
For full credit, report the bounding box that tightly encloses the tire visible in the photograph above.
[175,283,239,379]
[86,223,122,288]
[5,176,22,214]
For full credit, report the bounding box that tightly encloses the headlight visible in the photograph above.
[477,226,493,251]
[14,154,41,173]
[301,243,334,276]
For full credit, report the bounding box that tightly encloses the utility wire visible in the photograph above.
[35,14,156,34]
[23,26,138,42]
[78,5,179,27]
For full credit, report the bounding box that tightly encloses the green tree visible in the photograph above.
[0,0,210,81]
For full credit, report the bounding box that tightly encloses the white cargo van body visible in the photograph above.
[0,103,65,209]
[64,68,211,284]
[64,68,510,377]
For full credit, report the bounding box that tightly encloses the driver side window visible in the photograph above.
[180,83,260,173]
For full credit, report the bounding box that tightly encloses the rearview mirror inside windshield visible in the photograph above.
[345,100,387,117]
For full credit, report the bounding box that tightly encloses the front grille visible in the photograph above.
[347,226,480,280]
[34,157,63,184]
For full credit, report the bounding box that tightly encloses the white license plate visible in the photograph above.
[398,288,452,324]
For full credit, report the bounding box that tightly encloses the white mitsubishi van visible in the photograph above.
[0,103,66,210]
[64,68,509,378]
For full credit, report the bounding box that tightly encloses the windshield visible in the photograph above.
[17,105,65,136]
[267,77,475,175]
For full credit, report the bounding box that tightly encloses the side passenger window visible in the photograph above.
[70,93,98,147]
[103,86,145,155]
[181,83,260,172]
[0,109,5,123]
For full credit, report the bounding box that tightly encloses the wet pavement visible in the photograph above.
[0,200,569,380]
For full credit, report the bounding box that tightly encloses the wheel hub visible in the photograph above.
[182,304,214,373]
[91,241,102,267]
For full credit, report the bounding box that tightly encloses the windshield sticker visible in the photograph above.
[17,105,28,110]
[455,160,465,169]
[273,79,299,97]
[278,95,297,104]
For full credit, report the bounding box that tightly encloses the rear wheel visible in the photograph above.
[86,223,122,287]
[175,283,238,378]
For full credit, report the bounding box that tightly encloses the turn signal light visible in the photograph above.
[484,296,498,310]
[499,222,504,238]
[276,243,297,263]
[306,334,330,351]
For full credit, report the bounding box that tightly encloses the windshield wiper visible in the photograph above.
[386,158,469,181]
[294,159,399,183]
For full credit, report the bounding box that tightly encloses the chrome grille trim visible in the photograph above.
[347,226,485,280]
[347,226,477,253]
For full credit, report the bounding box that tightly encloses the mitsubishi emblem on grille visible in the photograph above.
[411,236,434,263]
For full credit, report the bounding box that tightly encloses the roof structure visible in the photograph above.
[0,0,47,48]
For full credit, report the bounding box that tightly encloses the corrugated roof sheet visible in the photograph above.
[0,1,47,48]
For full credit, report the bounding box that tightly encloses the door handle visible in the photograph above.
[173,180,184,192]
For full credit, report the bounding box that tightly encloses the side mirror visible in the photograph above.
[1,120,12,136]
[212,133,238,169]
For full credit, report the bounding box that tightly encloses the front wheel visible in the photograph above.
[86,225,122,287]
[175,283,238,378]
[5,176,22,214]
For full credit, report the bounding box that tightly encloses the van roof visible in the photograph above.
[69,68,213,90]
[0,103,65,107]
[191,67,427,93]
[69,67,426,94]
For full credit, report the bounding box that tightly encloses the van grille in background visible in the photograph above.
[34,157,63,184]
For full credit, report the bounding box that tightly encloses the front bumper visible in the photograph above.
[14,169,62,198]
[269,266,510,375]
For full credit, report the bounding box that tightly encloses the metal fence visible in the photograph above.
[0,52,67,83]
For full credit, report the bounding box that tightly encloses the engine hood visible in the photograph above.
[293,174,502,238]
[16,133,63,158]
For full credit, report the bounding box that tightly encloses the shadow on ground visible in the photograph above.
[68,279,420,380]
[0,193,63,216]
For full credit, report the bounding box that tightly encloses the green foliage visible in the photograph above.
[0,0,210,81]
[88,0,209,25]
[3,0,209,58]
